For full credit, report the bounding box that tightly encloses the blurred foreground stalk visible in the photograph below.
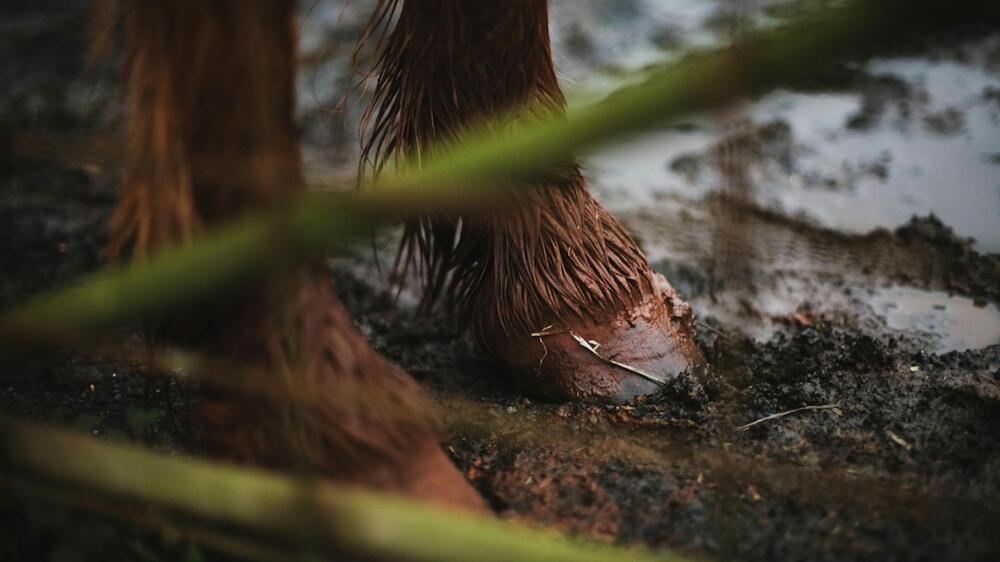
[0,418,682,562]
[0,0,995,348]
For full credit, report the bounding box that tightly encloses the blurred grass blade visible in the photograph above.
[0,194,367,350]
[0,418,687,562]
[0,0,995,349]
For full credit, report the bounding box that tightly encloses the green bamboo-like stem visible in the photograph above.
[0,0,993,349]
[0,474,292,562]
[0,418,684,562]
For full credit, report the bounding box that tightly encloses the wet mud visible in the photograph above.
[332,244,1000,561]
[2,1,1000,561]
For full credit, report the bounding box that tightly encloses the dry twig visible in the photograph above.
[737,404,842,432]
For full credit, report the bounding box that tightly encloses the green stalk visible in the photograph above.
[0,418,685,562]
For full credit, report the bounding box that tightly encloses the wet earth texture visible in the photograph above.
[2,1,1000,561]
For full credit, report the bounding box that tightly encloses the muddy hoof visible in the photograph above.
[488,274,704,403]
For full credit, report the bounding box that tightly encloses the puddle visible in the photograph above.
[869,287,1000,352]
[519,1,1000,252]
[575,44,1000,253]
[679,278,1000,353]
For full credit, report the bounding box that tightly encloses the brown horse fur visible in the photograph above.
[107,0,301,261]
[103,0,483,506]
[359,0,657,347]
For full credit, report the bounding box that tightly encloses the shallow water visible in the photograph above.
[870,286,1000,352]
[549,1,1000,252]
[550,0,1000,350]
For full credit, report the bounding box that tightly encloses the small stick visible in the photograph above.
[737,404,841,432]
[569,333,666,386]
[530,326,667,385]
[885,429,913,451]
[530,324,566,338]
[696,321,729,339]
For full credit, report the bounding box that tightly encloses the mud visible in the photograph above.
[2,1,1000,561]
[335,259,1000,561]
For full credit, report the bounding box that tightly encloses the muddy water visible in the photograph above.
[543,0,1000,351]
[549,1,1000,253]
[870,286,1000,352]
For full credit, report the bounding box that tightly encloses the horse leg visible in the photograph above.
[361,0,704,403]
[110,0,484,510]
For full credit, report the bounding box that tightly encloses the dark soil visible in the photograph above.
[333,260,1000,562]
[2,2,999,562]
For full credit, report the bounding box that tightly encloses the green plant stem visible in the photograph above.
[0,418,684,562]
[0,474,292,562]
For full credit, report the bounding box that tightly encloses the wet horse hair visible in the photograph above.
[359,0,656,347]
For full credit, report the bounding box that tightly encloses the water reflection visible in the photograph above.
[871,287,1000,352]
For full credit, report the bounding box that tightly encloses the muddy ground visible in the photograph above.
[2,1,1000,561]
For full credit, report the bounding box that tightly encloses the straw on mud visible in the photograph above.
[529,324,564,373]
[696,321,730,340]
[885,429,913,451]
[569,332,667,386]
[736,404,842,432]
[3,0,995,350]
[0,418,688,562]
[530,324,667,385]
